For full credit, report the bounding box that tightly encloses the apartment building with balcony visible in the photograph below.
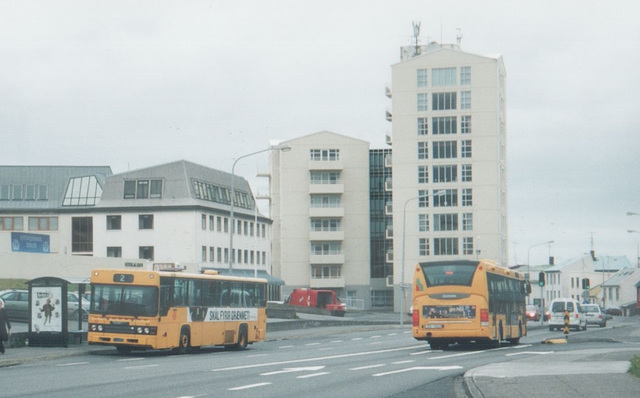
[388,41,508,311]
[269,131,371,306]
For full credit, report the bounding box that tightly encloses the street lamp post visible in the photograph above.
[527,240,554,305]
[228,144,291,274]
[399,190,445,326]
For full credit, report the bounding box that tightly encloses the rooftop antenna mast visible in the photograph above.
[412,21,421,56]
[456,28,463,46]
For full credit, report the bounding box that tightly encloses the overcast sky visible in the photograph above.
[1,0,639,267]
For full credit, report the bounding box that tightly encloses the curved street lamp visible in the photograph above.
[228,144,291,274]
[399,190,445,326]
[526,240,554,305]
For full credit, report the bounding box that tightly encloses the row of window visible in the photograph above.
[416,165,473,183]
[310,171,341,184]
[310,149,340,161]
[192,179,253,210]
[417,236,475,256]
[418,140,472,159]
[418,91,471,112]
[311,265,342,279]
[200,245,267,265]
[200,214,267,237]
[310,218,341,232]
[124,179,163,199]
[418,212,473,232]
[107,215,154,230]
[0,216,58,231]
[107,246,155,260]
[418,116,471,136]
[417,66,471,87]
[0,184,49,201]
[310,194,341,208]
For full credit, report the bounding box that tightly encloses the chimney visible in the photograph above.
[549,256,554,265]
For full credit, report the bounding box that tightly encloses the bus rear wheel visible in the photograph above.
[233,328,248,350]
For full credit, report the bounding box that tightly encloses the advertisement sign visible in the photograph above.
[11,232,50,254]
[31,286,63,333]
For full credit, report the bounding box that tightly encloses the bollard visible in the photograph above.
[563,309,570,338]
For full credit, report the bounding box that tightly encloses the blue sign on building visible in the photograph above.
[11,232,50,254]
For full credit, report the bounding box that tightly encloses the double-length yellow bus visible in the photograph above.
[412,260,527,350]
[87,268,267,354]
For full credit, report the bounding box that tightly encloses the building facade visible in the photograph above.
[1,162,281,298]
[269,131,372,307]
[388,42,508,311]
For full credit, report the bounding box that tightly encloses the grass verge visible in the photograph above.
[629,356,640,378]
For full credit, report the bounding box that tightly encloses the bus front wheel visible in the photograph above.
[176,328,190,354]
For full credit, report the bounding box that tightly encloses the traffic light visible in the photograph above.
[582,278,590,290]
[538,272,545,287]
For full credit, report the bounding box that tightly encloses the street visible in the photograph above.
[1,317,640,397]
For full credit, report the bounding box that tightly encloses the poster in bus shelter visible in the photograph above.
[31,286,63,332]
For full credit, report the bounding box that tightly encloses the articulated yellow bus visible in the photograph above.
[412,260,527,350]
[87,268,267,354]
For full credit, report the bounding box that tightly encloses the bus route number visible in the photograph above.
[113,274,134,283]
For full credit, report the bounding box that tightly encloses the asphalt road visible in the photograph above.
[1,317,639,398]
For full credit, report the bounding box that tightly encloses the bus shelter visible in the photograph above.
[27,276,90,347]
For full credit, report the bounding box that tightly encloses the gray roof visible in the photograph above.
[0,165,112,211]
[545,255,632,273]
[95,160,262,218]
[603,267,640,287]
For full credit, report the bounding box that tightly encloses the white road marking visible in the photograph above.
[370,335,382,339]
[297,372,330,379]
[305,342,321,346]
[246,354,268,358]
[330,340,343,343]
[56,362,89,367]
[124,364,159,369]
[350,364,385,371]
[505,351,554,357]
[117,357,145,362]
[261,366,326,376]
[318,347,334,351]
[410,350,438,356]
[351,337,363,341]
[373,366,463,377]
[212,345,423,372]
[228,382,271,391]
[279,345,294,349]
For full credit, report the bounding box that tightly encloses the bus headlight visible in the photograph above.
[98,325,103,332]
[137,327,143,334]
[144,328,150,334]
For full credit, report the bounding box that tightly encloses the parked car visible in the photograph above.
[0,289,89,321]
[582,304,607,327]
[0,289,29,321]
[605,306,622,316]
[525,305,541,321]
[544,306,550,321]
[67,292,90,320]
[548,298,587,331]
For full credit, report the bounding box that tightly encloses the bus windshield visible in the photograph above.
[419,262,478,287]
[91,284,158,317]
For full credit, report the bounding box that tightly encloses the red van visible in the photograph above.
[285,288,346,317]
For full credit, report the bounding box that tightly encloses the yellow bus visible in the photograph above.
[412,259,527,350]
[87,268,267,354]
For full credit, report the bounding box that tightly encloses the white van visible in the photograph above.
[548,298,587,331]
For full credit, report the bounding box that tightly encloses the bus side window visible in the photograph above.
[173,279,188,307]
[159,285,172,316]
